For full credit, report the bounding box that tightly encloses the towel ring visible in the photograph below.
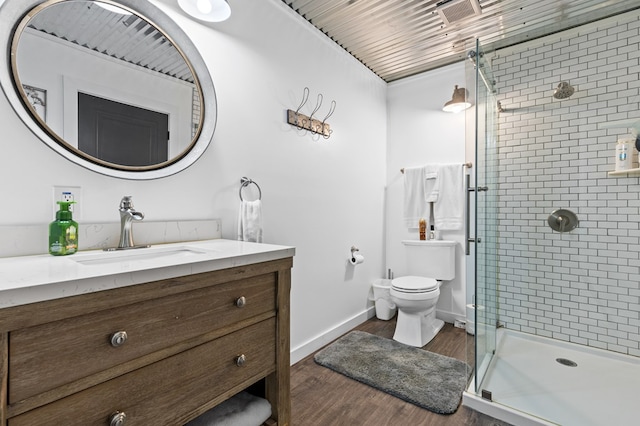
[239,177,262,201]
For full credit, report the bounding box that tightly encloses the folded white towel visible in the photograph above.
[185,391,272,426]
[403,166,429,228]
[433,164,464,231]
[238,200,263,243]
[423,165,439,203]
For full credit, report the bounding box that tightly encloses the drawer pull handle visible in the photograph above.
[236,354,247,367]
[109,411,127,426]
[110,331,128,347]
[235,296,247,308]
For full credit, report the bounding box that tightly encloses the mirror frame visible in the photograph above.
[0,0,217,180]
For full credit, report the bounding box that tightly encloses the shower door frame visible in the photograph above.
[467,38,500,393]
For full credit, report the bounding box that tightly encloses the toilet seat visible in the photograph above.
[391,276,439,293]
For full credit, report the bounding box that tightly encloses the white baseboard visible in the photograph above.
[437,308,465,325]
[290,307,376,365]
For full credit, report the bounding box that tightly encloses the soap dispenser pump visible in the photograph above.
[49,201,78,256]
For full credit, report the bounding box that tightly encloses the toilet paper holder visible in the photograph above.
[349,246,364,265]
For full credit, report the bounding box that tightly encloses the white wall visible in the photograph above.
[386,62,468,324]
[0,0,387,363]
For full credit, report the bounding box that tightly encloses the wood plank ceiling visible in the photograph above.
[281,0,640,82]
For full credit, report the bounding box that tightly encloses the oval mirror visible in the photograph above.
[0,0,217,179]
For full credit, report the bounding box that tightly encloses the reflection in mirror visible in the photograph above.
[4,0,216,177]
[22,84,47,119]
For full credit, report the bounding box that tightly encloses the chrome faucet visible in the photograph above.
[117,196,147,249]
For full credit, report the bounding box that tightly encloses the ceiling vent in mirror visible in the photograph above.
[436,0,481,25]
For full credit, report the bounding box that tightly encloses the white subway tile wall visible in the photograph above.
[491,11,640,356]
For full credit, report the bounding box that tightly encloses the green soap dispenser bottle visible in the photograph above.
[49,201,78,256]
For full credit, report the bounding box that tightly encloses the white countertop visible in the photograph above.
[0,239,295,309]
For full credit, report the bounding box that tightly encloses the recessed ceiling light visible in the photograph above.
[177,0,231,22]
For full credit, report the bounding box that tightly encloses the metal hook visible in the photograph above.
[295,87,310,115]
[294,87,310,128]
[322,100,336,123]
[308,93,323,129]
[321,100,336,139]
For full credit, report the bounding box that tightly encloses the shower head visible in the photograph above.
[553,81,575,99]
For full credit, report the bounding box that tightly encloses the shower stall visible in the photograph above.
[463,25,640,426]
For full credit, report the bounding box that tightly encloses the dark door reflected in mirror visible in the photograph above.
[78,93,169,167]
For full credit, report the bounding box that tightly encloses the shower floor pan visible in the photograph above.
[463,329,640,426]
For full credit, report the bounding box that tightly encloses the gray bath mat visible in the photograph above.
[314,330,471,414]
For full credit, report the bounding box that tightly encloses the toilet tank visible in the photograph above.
[402,240,456,280]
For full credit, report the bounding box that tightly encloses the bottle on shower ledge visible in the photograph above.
[616,137,634,171]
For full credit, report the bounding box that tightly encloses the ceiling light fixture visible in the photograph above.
[178,0,231,22]
[442,85,472,113]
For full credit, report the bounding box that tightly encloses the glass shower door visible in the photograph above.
[468,39,499,393]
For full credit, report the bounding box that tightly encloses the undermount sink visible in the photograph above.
[72,246,212,266]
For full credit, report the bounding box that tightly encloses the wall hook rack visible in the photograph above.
[287,87,336,138]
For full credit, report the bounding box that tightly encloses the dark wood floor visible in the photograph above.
[290,316,512,426]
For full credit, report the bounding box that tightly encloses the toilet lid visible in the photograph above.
[391,276,438,293]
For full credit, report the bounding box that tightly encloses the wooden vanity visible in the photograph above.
[0,240,293,426]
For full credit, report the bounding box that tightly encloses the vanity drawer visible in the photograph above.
[9,272,276,403]
[8,318,276,426]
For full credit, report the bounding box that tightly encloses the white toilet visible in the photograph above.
[390,240,456,347]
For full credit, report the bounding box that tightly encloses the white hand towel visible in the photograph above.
[185,391,272,426]
[433,164,464,231]
[423,165,439,202]
[403,166,429,228]
[238,200,263,243]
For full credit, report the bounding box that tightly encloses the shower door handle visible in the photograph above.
[466,173,488,255]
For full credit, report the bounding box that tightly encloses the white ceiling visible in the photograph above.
[281,0,640,82]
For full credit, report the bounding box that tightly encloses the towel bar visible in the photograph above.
[400,162,472,174]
